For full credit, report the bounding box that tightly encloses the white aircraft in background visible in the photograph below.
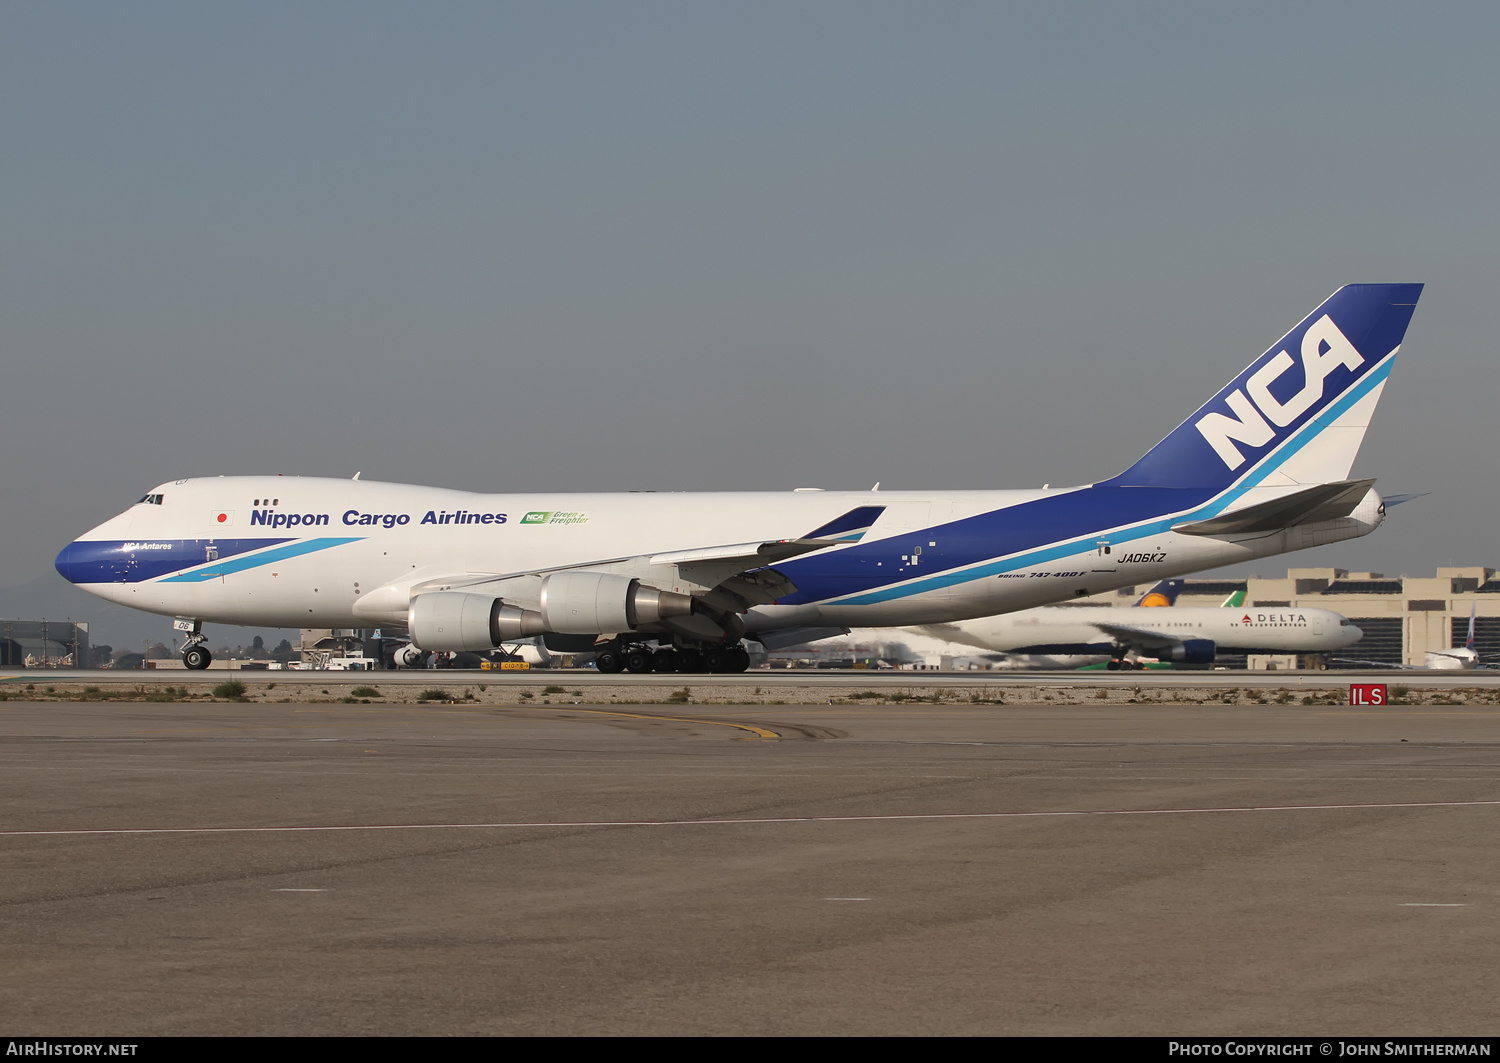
[56,284,1421,673]
[1332,602,1494,671]
[911,579,1362,670]
[1425,605,1483,669]
[780,580,1362,670]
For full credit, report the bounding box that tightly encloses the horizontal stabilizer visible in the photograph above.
[1174,478,1375,536]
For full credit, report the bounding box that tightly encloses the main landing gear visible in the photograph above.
[178,619,213,670]
[595,642,751,674]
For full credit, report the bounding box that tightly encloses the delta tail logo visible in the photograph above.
[1195,315,1364,471]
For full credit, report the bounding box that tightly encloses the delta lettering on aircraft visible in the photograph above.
[1196,315,1365,470]
[1240,612,1309,625]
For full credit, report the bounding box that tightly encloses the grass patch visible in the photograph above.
[666,687,692,704]
[349,686,380,698]
[212,680,247,699]
[416,688,453,703]
[543,685,566,695]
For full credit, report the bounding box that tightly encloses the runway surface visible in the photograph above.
[4,699,1499,1035]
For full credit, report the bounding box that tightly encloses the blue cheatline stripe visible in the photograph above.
[159,538,363,583]
[835,352,1395,607]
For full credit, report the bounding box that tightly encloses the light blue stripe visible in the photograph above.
[159,538,362,583]
[838,354,1395,606]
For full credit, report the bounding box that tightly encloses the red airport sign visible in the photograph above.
[1349,683,1387,706]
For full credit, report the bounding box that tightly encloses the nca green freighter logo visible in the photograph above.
[520,510,589,525]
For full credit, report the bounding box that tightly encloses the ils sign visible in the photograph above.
[1349,683,1387,706]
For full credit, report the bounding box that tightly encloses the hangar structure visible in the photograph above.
[0,620,90,669]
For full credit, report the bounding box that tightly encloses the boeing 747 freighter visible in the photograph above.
[56,284,1422,672]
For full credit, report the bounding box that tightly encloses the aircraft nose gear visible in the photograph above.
[177,620,213,670]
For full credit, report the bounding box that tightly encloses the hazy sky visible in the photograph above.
[4,3,1498,648]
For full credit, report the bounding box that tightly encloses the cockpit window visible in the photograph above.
[137,494,164,505]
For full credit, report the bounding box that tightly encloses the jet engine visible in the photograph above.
[393,644,426,668]
[538,572,694,634]
[408,591,546,652]
[1162,639,1216,664]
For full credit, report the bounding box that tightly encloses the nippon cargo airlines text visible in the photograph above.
[54,284,1424,673]
[249,509,511,529]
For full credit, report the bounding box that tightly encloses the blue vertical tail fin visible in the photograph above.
[1102,284,1423,493]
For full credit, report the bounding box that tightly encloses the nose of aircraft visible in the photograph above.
[55,538,128,585]
[1343,621,1363,647]
[54,540,85,584]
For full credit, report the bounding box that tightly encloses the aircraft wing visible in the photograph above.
[411,536,829,607]
[367,505,886,634]
[1089,621,1184,651]
[1174,479,1377,536]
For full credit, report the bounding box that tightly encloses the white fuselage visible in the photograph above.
[1423,648,1479,670]
[58,475,1386,637]
[779,604,1361,669]
[915,604,1363,655]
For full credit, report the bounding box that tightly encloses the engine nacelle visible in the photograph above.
[408,591,546,651]
[393,644,426,668]
[538,571,694,634]
[1164,638,1216,664]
